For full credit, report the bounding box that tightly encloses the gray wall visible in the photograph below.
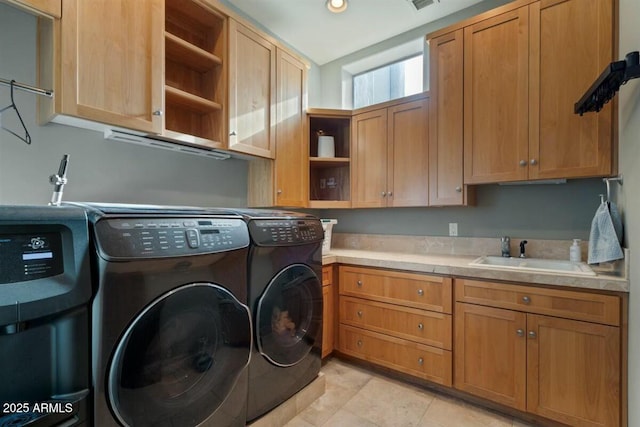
[618,0,640,424]
[0,3,248,207]
[320,179,603,240]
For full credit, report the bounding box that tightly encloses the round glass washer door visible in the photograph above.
[108,283,251,427]
[256,264,322,367]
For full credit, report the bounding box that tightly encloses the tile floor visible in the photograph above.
[284,358,535,427]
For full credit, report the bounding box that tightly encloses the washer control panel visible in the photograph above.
[248,218,324,246]
[95,217,249,259]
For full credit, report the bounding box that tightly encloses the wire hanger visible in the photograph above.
[0,80,32,145]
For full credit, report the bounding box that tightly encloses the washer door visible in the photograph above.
[108,283,251,427]
[256,264,322,367]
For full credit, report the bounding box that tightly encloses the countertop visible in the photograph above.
[322,249,629,293]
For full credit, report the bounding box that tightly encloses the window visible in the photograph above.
[353,55,423,109]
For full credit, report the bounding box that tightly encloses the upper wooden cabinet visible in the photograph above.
[351,94,429,208]
[463,6,530,184]
[247,48,308,208]
[428,29,468,206]
[429,0,616,185]
[6,0,61,17]
[59,0,164,134]
[528,0,614,179]
[227,19,276,158]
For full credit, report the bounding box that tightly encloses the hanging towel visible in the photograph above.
[588,201,624,264]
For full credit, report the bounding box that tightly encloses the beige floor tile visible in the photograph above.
[322,408,381,427]
[511,420,536,427]
[322,359,373,392]
[284,415,316,427]
[343,377,435,427]
[297,381,361,426]
[419,396,512,427]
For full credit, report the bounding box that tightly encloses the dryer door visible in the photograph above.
[107,283,251,427]
[256,264,322,367]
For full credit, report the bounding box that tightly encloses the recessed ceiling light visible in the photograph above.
[327,0,347,13]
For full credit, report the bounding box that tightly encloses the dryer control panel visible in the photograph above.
[248,219,324,246]
[94,217,250,259]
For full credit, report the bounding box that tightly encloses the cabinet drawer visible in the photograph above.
[455,279,620,326]
[339,266,452,313]
[340,297,451,350]
[322,265,332,286]
[339,325,452,386]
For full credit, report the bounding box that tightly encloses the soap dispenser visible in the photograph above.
[570,239,581,262]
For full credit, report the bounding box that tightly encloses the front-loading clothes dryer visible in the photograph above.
[73,203,252,427]
[233,209,324,422]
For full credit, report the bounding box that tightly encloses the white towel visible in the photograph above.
[588,201,624,264]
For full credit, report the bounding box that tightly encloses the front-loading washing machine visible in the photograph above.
[74,203,252,427]
[233,209,324,422]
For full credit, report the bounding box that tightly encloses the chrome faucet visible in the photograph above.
[501,236,511,257]
[519,240,528,258]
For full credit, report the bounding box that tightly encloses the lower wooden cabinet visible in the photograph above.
[455,279,621,427]
[321,265,335,358]
[337,266,452,386]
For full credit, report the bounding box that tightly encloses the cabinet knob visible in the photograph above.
[277,189,283,195]
[357,310,363,318]
[357,280,363,287]
[530,159,538,166]
[516,329,524,337]
[418,357,424,366]
[455,186,462,193]
[519,160,527,166]
[417,289,424,296]
[388,191,393,197]
[528,331,537,339]
[381,191,387,197]
[418,323,424,330]
[229,131,237,136]
[357,340,363,347]
[522,296,531,304]
[152,110,163,116]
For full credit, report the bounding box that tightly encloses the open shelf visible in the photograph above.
[164,0,226,145]
[308,111,352,206]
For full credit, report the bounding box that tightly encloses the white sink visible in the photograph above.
[469,256,596,276]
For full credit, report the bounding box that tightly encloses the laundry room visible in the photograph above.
[1,0,640,426]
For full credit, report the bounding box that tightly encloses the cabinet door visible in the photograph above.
[463,7,529,184]
[351,109,388,208]
[8,0,61,17]
[387,98,429,207]
[454,302,527,411]
[60,0,163,133]
[527,314,620,427]
[274,48,307,207]
[529,0,614,179]
[429,30,465,205]
[321,283,334,358]
[228,19,276,158]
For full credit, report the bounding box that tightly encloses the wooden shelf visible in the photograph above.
[165,32,222,72]
[165,85,222,113]
[310,157,350,167]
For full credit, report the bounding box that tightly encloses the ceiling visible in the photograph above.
[225,0,488,65]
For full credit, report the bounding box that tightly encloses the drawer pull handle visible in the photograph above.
[418,323,424,330]
[418,357,424,366]
[357,310,363,318]
[417,289,424,296]
[357,340,363,347]
[522,296,531,304]
[516,329,524,337]
[528,331,537,339]
[357,280,363,287]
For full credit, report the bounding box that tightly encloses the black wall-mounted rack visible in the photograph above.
[574,51,640,116]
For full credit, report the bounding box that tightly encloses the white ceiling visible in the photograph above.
[225,0,488,65]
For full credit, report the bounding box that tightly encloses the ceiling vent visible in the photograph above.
[408,0,435,11]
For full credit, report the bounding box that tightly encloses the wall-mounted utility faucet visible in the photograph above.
[519,240,528,258]
[501,236,511,257]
